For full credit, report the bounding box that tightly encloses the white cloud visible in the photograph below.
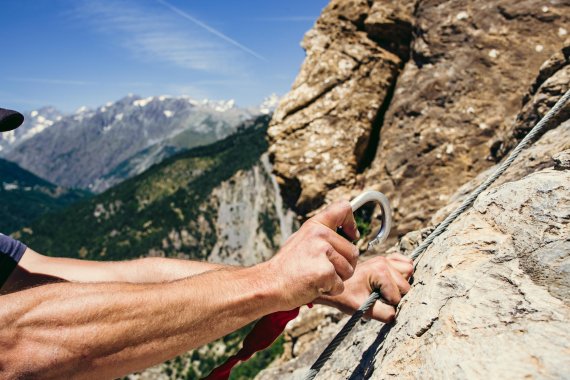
[156,0,266,61]
[72,0,254,74]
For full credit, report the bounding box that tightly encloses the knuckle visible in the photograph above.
[351,246,359,262]
[323,244,335,258]
[315,225,330,240]
[388,290,401,304]
[375,256,388,267]
[393,292,402,304]
[331,280,344,295]
[334,199,351,212]
[323,265,336,280]
[376,263,389,277]
[306,221,320,234]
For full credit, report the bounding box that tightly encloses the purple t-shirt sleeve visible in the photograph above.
[0,233,27,287]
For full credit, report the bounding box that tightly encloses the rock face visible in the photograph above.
[260,1,570,379]
[269,0,569,237]
[258,122,570,380]
[208,154,296,266]
[268,0,415,214]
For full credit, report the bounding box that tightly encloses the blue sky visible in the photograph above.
[1,0,328,113]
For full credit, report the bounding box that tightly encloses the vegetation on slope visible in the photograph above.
[0,158,89,233]
[16,115,271,262]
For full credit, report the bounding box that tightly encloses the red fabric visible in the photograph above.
[204,304,312,379]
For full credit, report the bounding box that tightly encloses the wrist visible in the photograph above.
[250,260,293,312]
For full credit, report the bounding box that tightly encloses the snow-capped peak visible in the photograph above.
[133,96,154,107]
[197,98,237,112]
[75,106,90,114]
[259,93,280,115]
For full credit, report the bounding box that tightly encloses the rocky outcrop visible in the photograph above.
[268,0,415,214]
[208,154,296,266]
[260,1,570,378]
[269,0,569,238]
[258,120,570,380]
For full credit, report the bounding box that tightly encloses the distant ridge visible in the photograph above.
[1,94,279,192]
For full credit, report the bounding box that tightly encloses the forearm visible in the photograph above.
[55,256,233,283]
[17,248,233,285]
[0,262,281,380]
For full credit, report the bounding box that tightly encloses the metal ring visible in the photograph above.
[349,190,392,248]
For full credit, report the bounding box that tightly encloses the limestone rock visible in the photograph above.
[432,50,570,224]
[208,154,296,266]
[554,149,570,170]
[268,0,415,214]
[269,0,569,237]
[364,0,569,236]
[496,40,570,158]
[259,1,570,378]
[257,131,570,380]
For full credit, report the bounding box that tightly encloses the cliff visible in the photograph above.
[260,0,570,378]
[268,0,568,235]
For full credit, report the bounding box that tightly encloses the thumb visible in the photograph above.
[312,201,359,241]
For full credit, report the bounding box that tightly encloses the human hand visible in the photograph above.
[266,201,360,310]
[315,253,414,322]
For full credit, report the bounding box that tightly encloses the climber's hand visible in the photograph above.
[267,201,360,310]
[315,253,413,322]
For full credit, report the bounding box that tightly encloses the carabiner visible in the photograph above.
[350,190,392,250]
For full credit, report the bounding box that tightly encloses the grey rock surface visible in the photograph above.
[259,2,570,378]
[258,133,570,380]
[554,149,570,170]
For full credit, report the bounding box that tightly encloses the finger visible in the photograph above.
[312,201,359,241]
[366,302,396,323]
[387,252,413,265]
[387,264,411,295]
[323,273,345,297]
[325,229,359,269]
[372,260,401,305]
[326,247,355,281]
[386,257,414,279]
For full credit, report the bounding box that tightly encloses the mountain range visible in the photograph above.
[1,94,279,192]
[13,114,294,264]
